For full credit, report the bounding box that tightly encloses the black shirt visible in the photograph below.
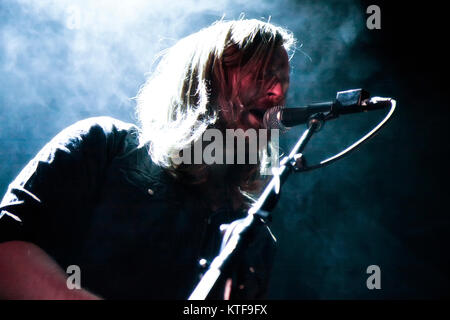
[0,117,276,299]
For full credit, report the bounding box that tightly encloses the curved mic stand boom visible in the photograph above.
[188,89,397,300]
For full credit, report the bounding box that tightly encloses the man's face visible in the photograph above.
[226,46,290,130]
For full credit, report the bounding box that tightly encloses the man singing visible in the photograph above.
[0,19,294,299]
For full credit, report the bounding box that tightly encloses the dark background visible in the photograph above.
[269,1,450,299]
[1,1,449,299]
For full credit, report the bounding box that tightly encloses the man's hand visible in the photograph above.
[0,241,101,300]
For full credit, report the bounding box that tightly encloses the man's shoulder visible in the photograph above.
[50,116,139,151]
[22,116,143,172]
[64,116,138,138]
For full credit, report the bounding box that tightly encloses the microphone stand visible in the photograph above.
[188,92,396,300]
[188,114,325,300]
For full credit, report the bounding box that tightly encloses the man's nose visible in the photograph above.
[267,82,285,101]
[268,82,283,96]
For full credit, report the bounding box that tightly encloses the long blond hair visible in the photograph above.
[136,19,295,207]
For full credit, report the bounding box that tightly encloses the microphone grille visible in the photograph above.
[263,106,284,130]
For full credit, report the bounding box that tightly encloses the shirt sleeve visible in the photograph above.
[0,116,138,244]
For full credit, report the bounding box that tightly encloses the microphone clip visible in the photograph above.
[332,88,371,115]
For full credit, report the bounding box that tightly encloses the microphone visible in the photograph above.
[263,89,393,129]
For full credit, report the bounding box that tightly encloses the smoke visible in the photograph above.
[1,0,389,298]
[0,0,368,123]
[0,0,370,174]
